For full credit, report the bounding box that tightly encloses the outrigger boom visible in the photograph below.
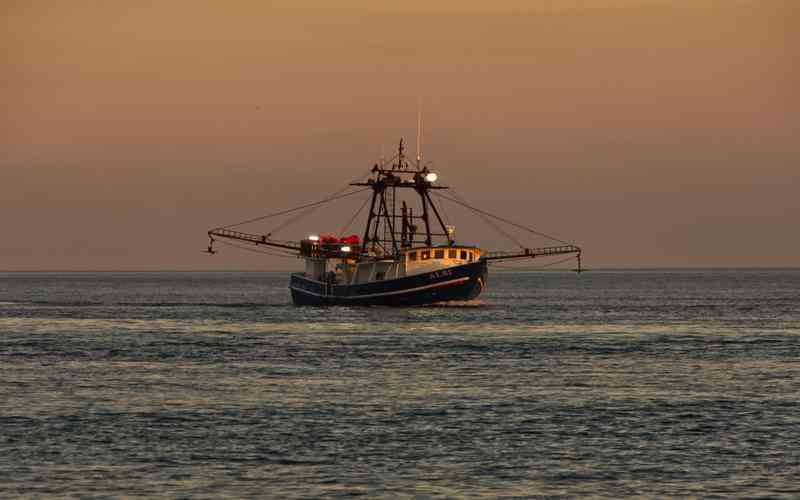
[483,245,582,262]
[207,228,300,252]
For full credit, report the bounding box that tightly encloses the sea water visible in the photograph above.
[1,269,798,498]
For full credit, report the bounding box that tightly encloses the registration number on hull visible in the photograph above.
[430,269,454,280]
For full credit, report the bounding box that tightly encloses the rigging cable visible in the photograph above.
[430,191,573,246]
[338,192,372,236]
[450,189,525,248]
[436,188,452,227]
[432,190,525,248]
[266,168,376,235]
[219,186,372,230]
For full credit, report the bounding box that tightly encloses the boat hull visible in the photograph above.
[290,260,488,306]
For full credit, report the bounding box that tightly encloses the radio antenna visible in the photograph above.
[416,100,423,166]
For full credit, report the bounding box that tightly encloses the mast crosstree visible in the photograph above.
[352,139,453,257]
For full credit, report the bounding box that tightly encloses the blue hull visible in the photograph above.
[290,261,488,306]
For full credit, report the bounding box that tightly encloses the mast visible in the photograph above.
[419,181,432,246]
[361,182,379,253]
[424,190,452,245]
[350,137,451,256]
[379,189,399,254]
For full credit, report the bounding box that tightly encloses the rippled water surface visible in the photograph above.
[1,270,799,498]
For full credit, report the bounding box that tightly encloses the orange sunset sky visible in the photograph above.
[2,0,798,270]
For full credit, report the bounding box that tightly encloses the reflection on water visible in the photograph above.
[0,270,799,498]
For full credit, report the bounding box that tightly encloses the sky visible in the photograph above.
[2,0,798,270]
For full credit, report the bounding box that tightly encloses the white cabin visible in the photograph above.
[302,242,481,285]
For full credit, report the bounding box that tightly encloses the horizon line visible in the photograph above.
[1,266,799,273]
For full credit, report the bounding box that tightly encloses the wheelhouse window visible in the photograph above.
[468,252,474,262]
[460,250,467,260]
[421,250,431,260]
[434,249,445,259]
[448,249,457,259]
[408,252,417,261]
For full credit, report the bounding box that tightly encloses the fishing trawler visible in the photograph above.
[206,139,581,306]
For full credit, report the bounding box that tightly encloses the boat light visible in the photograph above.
[308,235,320,242]
[341,245,351,253]
[425,172,438,182]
